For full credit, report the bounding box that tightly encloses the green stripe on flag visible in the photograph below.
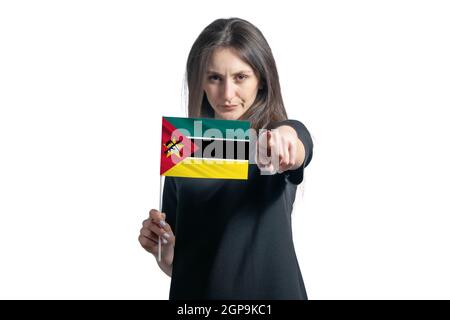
[164,117,250,139]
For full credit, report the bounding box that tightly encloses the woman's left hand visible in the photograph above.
[256,125,305,174]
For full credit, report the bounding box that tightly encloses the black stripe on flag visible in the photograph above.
[192,139,249,160]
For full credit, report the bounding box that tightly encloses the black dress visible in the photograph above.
[162,120,314,300]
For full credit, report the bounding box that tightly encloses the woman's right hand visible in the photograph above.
[139,209,175,269]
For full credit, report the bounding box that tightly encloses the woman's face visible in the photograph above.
[203,47,260,120]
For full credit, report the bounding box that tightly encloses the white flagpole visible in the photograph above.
[158,175,163,262]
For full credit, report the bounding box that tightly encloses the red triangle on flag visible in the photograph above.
[160,117,198,175]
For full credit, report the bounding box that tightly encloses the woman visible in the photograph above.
[139,17,313,299]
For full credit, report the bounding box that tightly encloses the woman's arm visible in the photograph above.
[157,259,173,277]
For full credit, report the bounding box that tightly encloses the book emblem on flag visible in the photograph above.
[160,116,250,180]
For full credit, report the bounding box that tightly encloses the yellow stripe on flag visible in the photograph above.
[163,158,248,180]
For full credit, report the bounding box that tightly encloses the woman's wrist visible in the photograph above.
[157,259,173,277]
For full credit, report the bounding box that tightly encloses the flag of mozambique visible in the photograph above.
[160,116,250,180]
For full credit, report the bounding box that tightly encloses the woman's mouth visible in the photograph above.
[221,104,239,109]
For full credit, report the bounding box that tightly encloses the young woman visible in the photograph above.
[139,17,313,299]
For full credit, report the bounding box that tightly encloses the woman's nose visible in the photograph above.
[223,79,236,102]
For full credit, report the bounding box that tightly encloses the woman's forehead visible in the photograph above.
[207,48,254,74]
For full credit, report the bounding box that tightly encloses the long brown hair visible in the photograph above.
[186,18,288,129]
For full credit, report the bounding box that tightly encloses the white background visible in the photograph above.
[1,0,449,299]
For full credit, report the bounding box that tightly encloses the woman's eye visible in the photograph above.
[208,74,248,82]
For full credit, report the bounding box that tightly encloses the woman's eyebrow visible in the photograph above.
[206,70,253,76]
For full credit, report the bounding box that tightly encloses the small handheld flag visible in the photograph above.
[156,116,250,261]
[160,116,250,180]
